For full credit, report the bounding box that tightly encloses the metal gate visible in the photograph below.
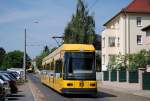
[129,71,138,83]
[119,70,126,82]
[111,71,117,81]
[143,72,150,90]
[103,71,109,81]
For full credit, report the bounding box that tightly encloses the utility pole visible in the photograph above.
[23,28,27,81]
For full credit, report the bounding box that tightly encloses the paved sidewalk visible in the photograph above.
[98,81,150,99]
[6,82,34,101]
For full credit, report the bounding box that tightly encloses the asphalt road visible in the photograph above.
[28,73,150,101]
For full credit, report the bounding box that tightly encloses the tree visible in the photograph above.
[1,50,24,70]
[50,47,57,53]
[107,55,117,70]
[0,47,6,67]
[146,50,150,65]
[44,46,50,54]
[64,0,96,44]
[93,34,101,50]
[36,46,50,70]
[108,49,149,71]
[134,50,147,69]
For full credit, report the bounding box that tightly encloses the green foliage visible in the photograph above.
[134,50,147,69]
[0,47,6,67]
[93,34,101,50]
[108,49,149,70]
[146,50,150,65]
[108,55,117,70]
[36,55,44,70]
[1,50,24,70]
[36,46,50,70]
[50,47,57,53]
[64,0,96,44]
[128,54,136,70]
[44,46,50,55]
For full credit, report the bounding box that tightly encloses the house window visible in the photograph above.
[102,37,105,48]
[137,35,143,45]
[102,55,105,65]
[108,37,115,47]
[137,17,142,26]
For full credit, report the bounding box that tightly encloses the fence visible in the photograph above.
[143,72,150,90]
[103,70,138,83]
[103,71,109,81]
[129,71,138,83]
[111,71,117,81]
[102,68,150,90]
[119,70,126,82]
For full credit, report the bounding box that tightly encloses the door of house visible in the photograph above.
[143,72,150,90]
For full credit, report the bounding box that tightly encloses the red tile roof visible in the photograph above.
[124,0,150,13]
[104,0,150,26]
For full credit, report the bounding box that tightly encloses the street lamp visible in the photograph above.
[23,21,39,81]
[23,28,27,81]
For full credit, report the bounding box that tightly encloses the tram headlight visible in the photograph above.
[67,83,73,86]
[90,83,96,87]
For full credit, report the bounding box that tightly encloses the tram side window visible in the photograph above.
[51,61,54,70]
[55,59,63,76]
[46,64,50,70]
[48,64,51,70]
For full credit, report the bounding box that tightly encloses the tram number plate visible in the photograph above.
[79,81,84,87]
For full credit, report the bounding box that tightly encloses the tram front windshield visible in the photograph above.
[64,52,96,80]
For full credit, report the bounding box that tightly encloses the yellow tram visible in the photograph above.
[41,44,97,94]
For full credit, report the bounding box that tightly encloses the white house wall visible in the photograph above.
[102,13,150,71]
[128,14,150,54]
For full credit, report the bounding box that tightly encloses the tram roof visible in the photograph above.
[60,44,95,51]
[42,44,95,64]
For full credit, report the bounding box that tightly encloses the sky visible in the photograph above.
[0,0,132,58]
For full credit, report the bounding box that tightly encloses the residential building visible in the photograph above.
[101,0,150,71]
[142,25,150,49]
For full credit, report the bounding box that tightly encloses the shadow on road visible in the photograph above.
[7,98,19,101]
[6,94,25,101]
[41,80,117,99]
[8,94,25,97]
[62,91,117,98]
[97,91,117,98]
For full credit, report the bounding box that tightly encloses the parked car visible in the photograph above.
[7,68,24,79]
[0,78,10,98]
[1,71,20,80]
[0,79,5,101]
[0,73,18,94]
[10,72,20,80]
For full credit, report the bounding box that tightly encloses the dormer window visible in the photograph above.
[137,17,142,27]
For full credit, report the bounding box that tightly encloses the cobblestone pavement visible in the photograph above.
[28,73,150,101]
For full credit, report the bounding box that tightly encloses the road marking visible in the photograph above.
[28,77,45,101]
[28,78,37,101]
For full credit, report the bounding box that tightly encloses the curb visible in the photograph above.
[98,87,150,99]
